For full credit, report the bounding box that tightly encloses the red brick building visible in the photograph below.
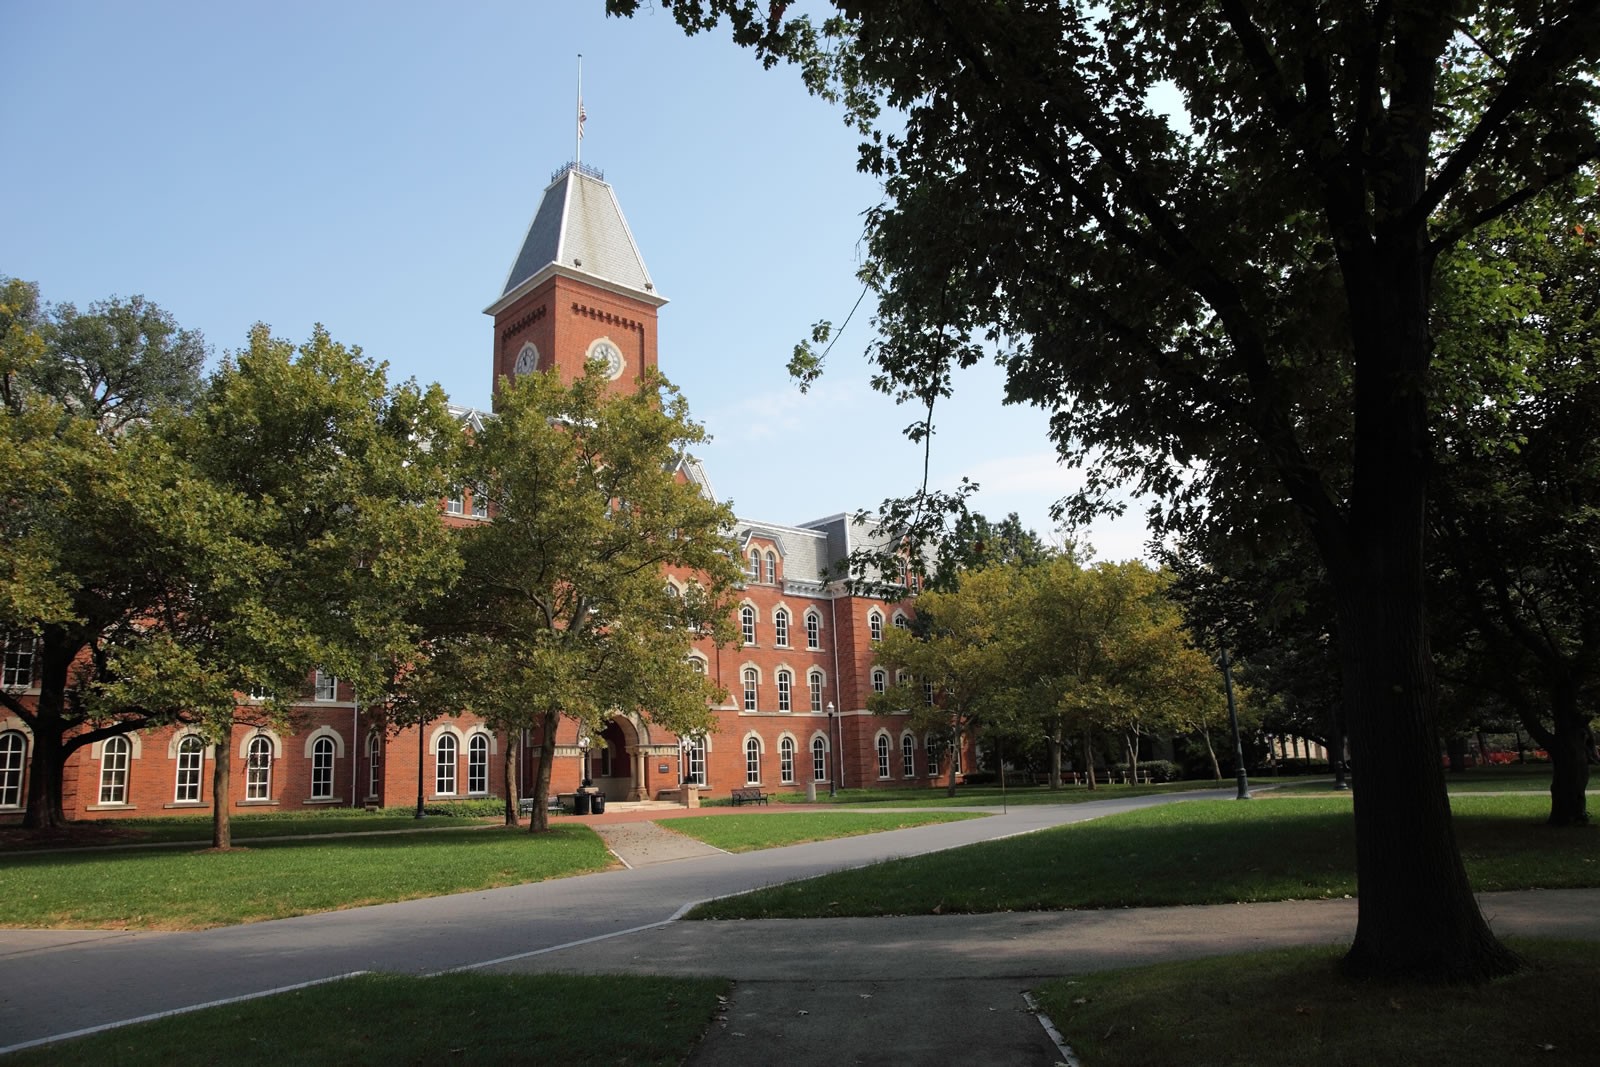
[0,162,969,821]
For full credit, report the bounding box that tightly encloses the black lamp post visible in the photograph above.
[826,702,838,798]
[1219,639,1252,800]
[414,717,427,819]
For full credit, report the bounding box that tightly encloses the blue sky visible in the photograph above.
[5,1,1150,560]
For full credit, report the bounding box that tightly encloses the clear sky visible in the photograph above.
[5,0,1151,561]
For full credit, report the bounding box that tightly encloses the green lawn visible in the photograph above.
[1276,763,1568,795]
[1034,940,1600,1067]
[0,824,613,929]
[660,810,986,851]
[745,778,1279,808]
[5,972,729,1067]
[689,794,1599,919]
[0,805,505,851]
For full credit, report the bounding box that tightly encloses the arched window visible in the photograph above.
[764,551,777,584]
[811,737,828,782]
[175,735,204,803]
[366,731,382,799]
[807,669,824,713]
[686,738,707,786]
[740,605,757,645]
[436,733,458,796]
[246,735,273,800]
[868,611,884,642]
[780,736,796,783]
[0,731,27,806]
[468,733,489,795]
[805,610,821,649]
[776,669,792,712]
[744,737,762,784]
[742,668,759,712]
[100,736,131,805]
[311,736,336,799]
[689,656,707,675]
[893,613,908,630]
[872,669,887,694]
[747,550,761,581]
[877,734,891,779]
[773,608,790,647]
[901,733,916,778]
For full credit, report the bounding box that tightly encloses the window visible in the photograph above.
[808,670,824,713]
[773,608,789,647]
[689,656,707,675]
[893,613,908,630]
[246,735,273,800]
[311,736,336,799]
[175,735,203,803]
[872,669,887,694]
[868,611,884,642]
[779,737,796,783]
[446,492,464,516]
[436,733,457,795]
[744,737,761,784]
[686,738,707,786]
[2,634,34,689]
[740,605,756,645]
[776,669,792,712]
[877,734,891,779]
[902,733,916,778]
[472,486,488,519]
[747,550,760,580]
[0,731,26,806]
[811,737,828,782]
[805,610,820,649]
[742,668,759,711]
[925,736,941,778]
[924,679,936,706]
[367,731,382,798]
[314,670,338,702]
[99,736,131,804]
[764,551,777,584]
[468,733,489,794]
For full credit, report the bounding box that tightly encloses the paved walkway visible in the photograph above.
[3,791,1597,1062]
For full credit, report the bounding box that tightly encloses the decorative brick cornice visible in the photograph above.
[571,303,644,335]
[501,304,547,343]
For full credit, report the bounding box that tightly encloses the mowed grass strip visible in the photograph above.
[1033,940,1600,1067]
[1,825,612,929]
[659,810,986,852]
[689,795,1599,919]
[756,779,1259,808]
[6,972,730,1067]
[0,807,505,852]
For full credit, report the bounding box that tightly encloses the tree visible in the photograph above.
[929,510,1054,590]
[615,0,1600,980]
[408,364,741,832]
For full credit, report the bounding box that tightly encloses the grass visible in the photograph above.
[659,810,986,852]
[1277,763,1566,796]
[688,794,1599,919]
[1033,940,1600,1067]
[0,805,504,851]
[743,777,1270,808]
[0,824,613,929]
[4,972,730,1067]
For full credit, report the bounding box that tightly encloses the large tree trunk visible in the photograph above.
[945,723,960,798]
[1047,727,1063,789]
[20,632,78,830]
[211,740,232,849]
[502,732,520,827]
[527,710,558,833]
[1083,727,1096,791]
[1538,684,1590,827]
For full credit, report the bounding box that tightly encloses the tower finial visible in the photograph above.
[575,54,585,166]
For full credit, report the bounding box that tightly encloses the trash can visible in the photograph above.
[590,793,606,815]
[572,791,592,816]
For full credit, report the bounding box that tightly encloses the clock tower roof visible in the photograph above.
[486,162,666,316]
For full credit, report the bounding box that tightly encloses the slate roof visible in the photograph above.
[488,164,664,313]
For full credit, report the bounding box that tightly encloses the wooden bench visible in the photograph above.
[518,795,569,815]
[730,787,769,806]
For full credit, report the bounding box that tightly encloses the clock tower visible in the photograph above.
[485,162,666,401]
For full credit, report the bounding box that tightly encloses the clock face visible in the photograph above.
[589,338,626,381]
[513,342,539,377]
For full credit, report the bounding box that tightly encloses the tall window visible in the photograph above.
[811,737,828,782]
[764,551,777,584]
[925,736,941,778]
[311,736,336,799]
[687,738,707,786]
[924,679,936,705]
[901,733,916,778]
[805,610,820,649]
[744,737,761,784]
[877,734,891,779]
[740,605,756,644]
[446,492,464,516]
[175,735,203,803]
[367,731,382,798]
[0,731,26,806]
[808,670,823,712]
[742,668,759,712]
[776,669,792,712]
[1,634,34,689]
[471,486,488,519]
[436,733,457,795]
[893,613,909,631]
[99,736,131,804]
[314,670,338,702]
[780,737,795,783]
[468,733,489,794]
[868,611,884,642]
[246,735,273,800]
[872,669,887,694]
[773,608,789,647]
[747,550,760,580]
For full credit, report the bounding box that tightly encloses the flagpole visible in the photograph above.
[575,54,583,167]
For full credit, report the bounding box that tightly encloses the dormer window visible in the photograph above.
[764,551,777,584]
[747,550,760,581]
